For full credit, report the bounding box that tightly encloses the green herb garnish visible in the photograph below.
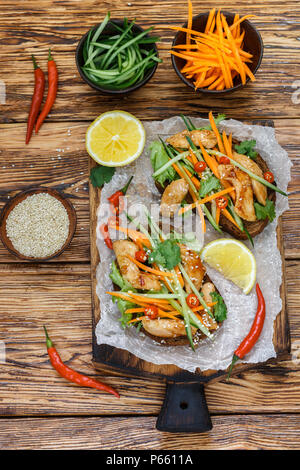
[149,140,176,187]
[148,239,181,270]
[234,139,257,159]
[210,292,227,322]
[254,200,276,222]
[199,175,221,198]
[90,165,115,187]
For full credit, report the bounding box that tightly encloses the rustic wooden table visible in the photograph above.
[0,0,299,450]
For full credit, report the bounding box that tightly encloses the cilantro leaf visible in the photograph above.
[148,239,181,270]
[149,140,176,187]
[234,139,257,159]
[89,165,115,187]
[199,175,221,198]
[210,291,227,322]
[254,200,276,222]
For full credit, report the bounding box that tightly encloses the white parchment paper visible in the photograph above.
[95,117,292,372]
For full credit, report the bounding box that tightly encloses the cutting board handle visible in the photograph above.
[156,381,212,433]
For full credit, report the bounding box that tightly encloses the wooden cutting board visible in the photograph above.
[89,119,290,432]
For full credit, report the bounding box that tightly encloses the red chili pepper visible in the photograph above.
[144,305,159,320]
[43,326,119,398]
[135,249,148,263]
[227,283,266,380]
[99,223,113,249]
[186,293,200,308]
[194,161,207,173]
[35,49,58,133]
[216,196,228,209]
[264,171,274,183]
[219,156,230,165]
[26,55,45,144]
[108,176,133,215]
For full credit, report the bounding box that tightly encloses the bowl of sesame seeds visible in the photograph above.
[0,187,77,261]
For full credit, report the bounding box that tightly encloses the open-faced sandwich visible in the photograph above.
[150,112,287,243]
[106,214,227,350]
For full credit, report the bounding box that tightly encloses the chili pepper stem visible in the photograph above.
[43,325,53,349]
[121,175,134,194]
[31,55,39,70]
[48,48,53,61]
[226,354,239,381]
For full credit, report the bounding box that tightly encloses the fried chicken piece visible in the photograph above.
[166,129,217,149]
[180,245,206,293]
[113,240,161,291]
[218,164,256,221]
[231,151,267,206]
[160,178,189,217]
[141,317,197,338]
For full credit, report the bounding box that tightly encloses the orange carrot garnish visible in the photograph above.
[170,5,256,90]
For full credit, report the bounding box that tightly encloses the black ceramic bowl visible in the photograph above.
[171,11,263,94]
[76,19,159,95]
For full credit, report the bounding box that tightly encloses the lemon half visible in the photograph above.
[86,110,145,167]
[201,238,256,294]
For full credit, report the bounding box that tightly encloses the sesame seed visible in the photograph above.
[6,193,70,258]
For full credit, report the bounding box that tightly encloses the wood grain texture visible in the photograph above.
[0,414,299,450]
[0,1,300,122]
[0,260,299,417]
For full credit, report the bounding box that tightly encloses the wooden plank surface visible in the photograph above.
[1,1,300,122]
[0,0,299,450]
[0,415,299,450]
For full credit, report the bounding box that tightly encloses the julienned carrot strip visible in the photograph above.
[229,15,256,31]
[216,206,221,225]
[209,111,225,153]
[174,265,185,288]
[108,224,151,248]
[129,294,171,304]
[208,75,224,90]
[126,255,174,278]
[183,166,201,189]
[198,141,220,177]
[222,208,240,228]
[178,186,235,215]
[107,292,173,310]
[158,309,181,320]
[187,0,193,45]
[222,130,233,159]
[221,14,246,84]
[189,189,206,233]
[172,161,206,232]
[243,62,256,81]
[128,316,146,323]
[125,308,145,314]
[205,8,216,34]
[232,14,239,39]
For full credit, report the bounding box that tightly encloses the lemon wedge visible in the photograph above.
[86,110,145,167]
[201,238,256,294]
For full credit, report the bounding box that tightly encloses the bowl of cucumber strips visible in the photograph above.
[76,12,161,95]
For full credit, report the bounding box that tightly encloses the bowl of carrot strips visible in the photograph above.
[170,8,263,93]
